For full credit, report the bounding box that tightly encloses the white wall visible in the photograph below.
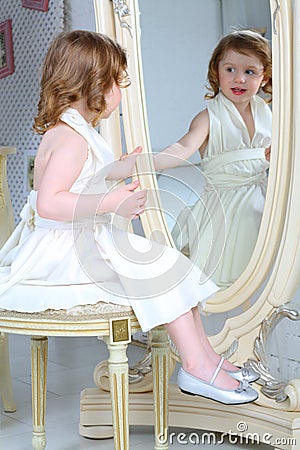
[64,0,95,31]
[139,0,222,154]
[221,0,271,39]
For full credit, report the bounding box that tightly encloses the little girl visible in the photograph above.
[0,30,258,404]
[155,30,272,289]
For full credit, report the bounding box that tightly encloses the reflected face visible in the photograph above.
[218,49,265,107]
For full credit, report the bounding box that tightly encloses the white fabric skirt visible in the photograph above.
[0,192,218,331]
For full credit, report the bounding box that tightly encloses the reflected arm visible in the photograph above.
[153,109,209,170]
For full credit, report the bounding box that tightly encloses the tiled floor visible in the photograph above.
[0,334,271,449]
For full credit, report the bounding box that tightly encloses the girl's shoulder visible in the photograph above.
[38,123,88,163]
[45,122,87,146]
[189,108,209,130]
[192,108,208,121]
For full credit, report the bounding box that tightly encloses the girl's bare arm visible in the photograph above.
[36,125,146,221]
[106,146,142,180]
[153,109,209,171]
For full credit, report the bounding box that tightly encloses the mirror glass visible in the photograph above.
[139,0,272,294]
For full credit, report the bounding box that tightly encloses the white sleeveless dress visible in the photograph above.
[172,93,272,289]
[0,108,218,331]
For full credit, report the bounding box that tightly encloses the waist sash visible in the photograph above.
[201,148,268,190]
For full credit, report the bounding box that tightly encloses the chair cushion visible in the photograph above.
[0,301,135,321]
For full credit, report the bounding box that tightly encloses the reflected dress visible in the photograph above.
[172,92,272,288]
[0,108,218,331]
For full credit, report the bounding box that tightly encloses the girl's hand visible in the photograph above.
[106,146,143,180]
[123,146,143,159]
[265,146,271,162]
[119,146,142,168]
[107,180,147,219]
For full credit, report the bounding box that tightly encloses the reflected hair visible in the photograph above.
[205,29,272,103]
[33,30,130,134]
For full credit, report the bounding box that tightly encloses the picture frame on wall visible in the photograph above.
[22,0,49,12]
[0,20,14,79]
[24,151,36,195]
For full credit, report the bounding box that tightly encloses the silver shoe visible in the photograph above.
[177,358,258,405]
[224,361,260,383]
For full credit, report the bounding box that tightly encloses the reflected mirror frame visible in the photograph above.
[94,0,294,351]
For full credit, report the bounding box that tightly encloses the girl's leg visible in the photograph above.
[191,307,237,371]
[165,309,237,390]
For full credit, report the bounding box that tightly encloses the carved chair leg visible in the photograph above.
[105,341,129,450]
[151,326,169,450]
[0,333,16,412]
[31,336,48,450]
[105,318,131,450]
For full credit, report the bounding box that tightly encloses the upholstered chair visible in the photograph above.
[0,306,169,450]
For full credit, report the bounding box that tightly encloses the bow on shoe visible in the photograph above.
[236,379,250,392]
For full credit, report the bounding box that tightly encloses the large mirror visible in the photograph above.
[80,3,300,442]
[104,0,293,354]
[136,0,273,336]
[79,0,300,441]
[140,0,272,293]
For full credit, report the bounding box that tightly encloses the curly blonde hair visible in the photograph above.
[205,30,272,103]
[33,30,130,134]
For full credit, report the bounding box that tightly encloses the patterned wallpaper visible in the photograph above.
[0,0,64,223]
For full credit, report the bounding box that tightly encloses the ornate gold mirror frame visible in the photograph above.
[79,0,300,446]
